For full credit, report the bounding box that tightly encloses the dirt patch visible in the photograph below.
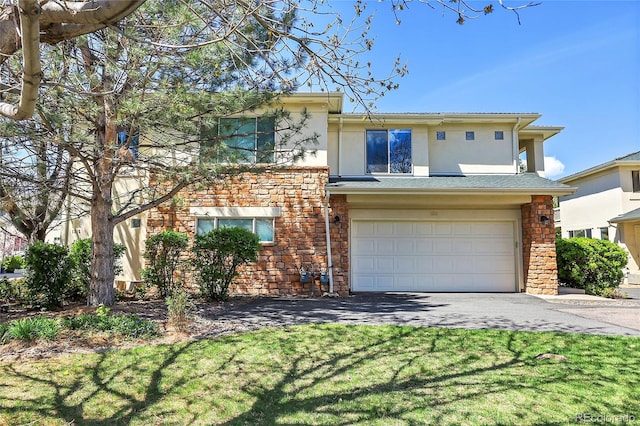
[0,297,261,362]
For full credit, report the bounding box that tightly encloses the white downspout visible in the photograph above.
[324,189,334,294]
[337,117,344,176]
[513,117,522,173]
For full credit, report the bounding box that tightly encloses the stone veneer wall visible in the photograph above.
[521,195,558,295]
[146,167,350,296]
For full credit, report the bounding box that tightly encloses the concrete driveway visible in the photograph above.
[218,292,640,336]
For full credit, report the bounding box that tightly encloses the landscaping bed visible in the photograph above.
[0,298,258,362]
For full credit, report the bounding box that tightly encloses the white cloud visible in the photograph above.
[544,156,565,178]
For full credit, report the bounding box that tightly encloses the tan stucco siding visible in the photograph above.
[560,189,623,237]
[286,103,330,167]
[428,124,515,175]
[561,169,621,201]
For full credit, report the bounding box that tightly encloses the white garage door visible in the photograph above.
[351,220,516,292]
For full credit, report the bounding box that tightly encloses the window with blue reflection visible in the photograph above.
[389,129,412,173]
[366,129,412,174]
[196,219,216,235]
[117,127,139,159]
[256,219,274,243]
[202,117,275,164]
[366,130,388,173]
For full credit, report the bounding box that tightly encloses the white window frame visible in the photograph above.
[190,207,280,244]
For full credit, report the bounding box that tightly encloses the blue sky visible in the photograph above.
[323,1,640,178]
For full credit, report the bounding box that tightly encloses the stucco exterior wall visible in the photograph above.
[328,121,517,177]
[428,123,515,175]
[560,167,640,282]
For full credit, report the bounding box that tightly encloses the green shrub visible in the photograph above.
[192,227,260,301]
[24,242,73,310]
[0,323,9,344]
[142,230,189,298]
[556,237,628,297]
[108,314,159,339]
[2,255,24,273]
[0,277,19,302]
[67,239,126,301]
[166,289,194,329]
[62,305,158,339]
[62,313,108,331]
[7,317,61,341]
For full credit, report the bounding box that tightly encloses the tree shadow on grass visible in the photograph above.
[217,326,640,425]
[1,339,235,425]
[1,324,638,425]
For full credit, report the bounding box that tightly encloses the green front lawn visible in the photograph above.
[1,324,638,425]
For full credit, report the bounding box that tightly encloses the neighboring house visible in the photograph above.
[557,151,640,285]
[0,213,27,262]
[63,93,573,295]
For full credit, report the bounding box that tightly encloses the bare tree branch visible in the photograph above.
[0,0,41,120]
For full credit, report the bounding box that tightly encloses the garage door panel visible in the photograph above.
[375,222,394,235]
[452,240,473,253]
[453,222,472,235]
[395,222,415,235]
[475,222,513,235]
[415,240,434,254]
[479,238,513,254]
[415,257,434,273]
[352,220,516,292]
[415,223,434,235]
[434,223,453,235]
[434,240,453,253]
[395,256,415,271]
[352,238,377,255]
[395,239,415,254]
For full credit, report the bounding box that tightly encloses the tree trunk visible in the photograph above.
[88,189,116,306]
[87,106,117,306]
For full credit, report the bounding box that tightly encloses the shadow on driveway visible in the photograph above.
[214,293,640,336]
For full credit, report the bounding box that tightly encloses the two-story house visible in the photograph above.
[558,151,640,285]
[66,92,573,296]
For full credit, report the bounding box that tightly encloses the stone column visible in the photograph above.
[521,195,558,295]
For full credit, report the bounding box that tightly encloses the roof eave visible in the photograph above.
[560,159,640,183]
[327,186,577,197]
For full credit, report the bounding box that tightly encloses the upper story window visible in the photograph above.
[465,131,475,141]
[117,126,139,160]
[366,129,412,174]
[201,117,275,164]
[632,170,640,192]
[494,131,504,140]
[436,131,446,141]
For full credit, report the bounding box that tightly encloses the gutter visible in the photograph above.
[324,188,334,294]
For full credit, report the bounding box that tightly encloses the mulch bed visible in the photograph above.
[0,298,260,362]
